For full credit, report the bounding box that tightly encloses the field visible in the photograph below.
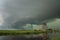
[0,30,43,35]
[0,30,59,35]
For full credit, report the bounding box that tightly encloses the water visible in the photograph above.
[0,35,43,40]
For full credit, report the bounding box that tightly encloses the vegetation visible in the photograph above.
[0,30,41,35]
[0,29,59,36]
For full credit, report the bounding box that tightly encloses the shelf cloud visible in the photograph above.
[0,0,60,29]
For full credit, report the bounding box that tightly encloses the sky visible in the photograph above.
[33,19,60,30]
[0,0,60,30]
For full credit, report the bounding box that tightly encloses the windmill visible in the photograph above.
[41,23,48,40]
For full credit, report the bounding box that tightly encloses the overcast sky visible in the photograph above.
[0,0,60,30]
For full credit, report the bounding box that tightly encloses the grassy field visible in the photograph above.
[0,29,59,35]
[0,30,43,35]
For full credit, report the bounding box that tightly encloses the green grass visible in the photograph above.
[0,30,59,35]
[0,30,43,35]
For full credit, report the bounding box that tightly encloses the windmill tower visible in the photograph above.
[42,23,48,31]
[41,23,48,40]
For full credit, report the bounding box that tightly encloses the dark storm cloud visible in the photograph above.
[1,0,60,29]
